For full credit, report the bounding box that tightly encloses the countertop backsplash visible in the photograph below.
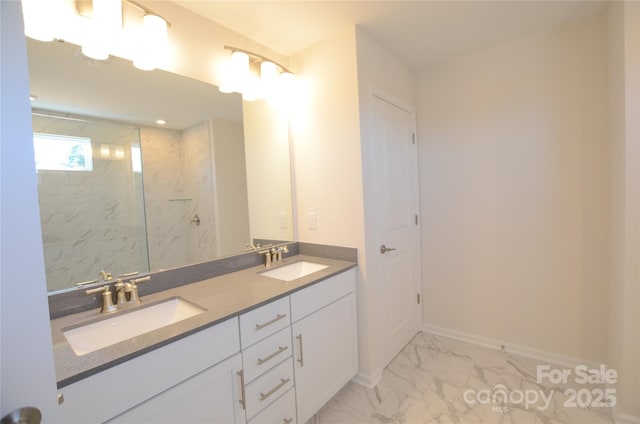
[48,242,357,319]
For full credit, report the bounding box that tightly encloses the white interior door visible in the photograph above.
[371,94,422,368]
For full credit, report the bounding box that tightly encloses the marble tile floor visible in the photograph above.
[313,332,614,424]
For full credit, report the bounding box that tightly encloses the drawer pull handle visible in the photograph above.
[283,419,293,424]
[255,313,286,330]
[237,369,246,410]
[296,334,304,367]
[257,346,288,365]
[259,378,290,402]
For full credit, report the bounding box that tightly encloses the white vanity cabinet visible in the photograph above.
[108,353,245,424]
[237,267,357,424]
[57,318,241,423]
[56,266,357,424]
[291,269,358,424]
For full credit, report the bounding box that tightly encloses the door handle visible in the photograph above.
[380,244,396,254]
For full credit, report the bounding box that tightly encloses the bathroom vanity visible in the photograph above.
[50,251,357,423]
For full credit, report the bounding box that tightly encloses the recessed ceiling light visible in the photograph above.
[30,94,38,101]
[156,119,166,125]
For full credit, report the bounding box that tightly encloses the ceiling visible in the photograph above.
[174,0,609,70]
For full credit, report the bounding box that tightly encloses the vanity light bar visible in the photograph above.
[223,46,293,75]
[75,0,171,27]
[221,46,296,104]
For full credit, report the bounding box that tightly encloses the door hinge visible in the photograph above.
[412,133,416,144]
[417,293,421,304]
[415,214,419,225]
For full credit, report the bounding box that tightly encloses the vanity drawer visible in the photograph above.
[240,297,290,348]
[243,327,292,383]
[290,268,355,322]
[244,357,294,419]
[248,387,296,424]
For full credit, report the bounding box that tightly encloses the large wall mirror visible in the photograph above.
[27,38,294,293]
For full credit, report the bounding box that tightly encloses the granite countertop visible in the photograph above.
[50,254,356,388]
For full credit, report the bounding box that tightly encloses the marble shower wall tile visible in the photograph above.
[314,332,615,424]
[181,121,217,264]
[140,121,217,271]
[140,126,188,271]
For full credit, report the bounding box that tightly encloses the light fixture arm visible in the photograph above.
[224,45,293,74]
[124,0,171,27]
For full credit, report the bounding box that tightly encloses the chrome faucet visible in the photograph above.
[270,245,290,264]
[86,273,150,313]
[85,285,117,314]
[259,249,272,267]
[114,272,138,306]
[259,245,289,267]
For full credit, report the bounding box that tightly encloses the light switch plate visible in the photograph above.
[308,212,317,230]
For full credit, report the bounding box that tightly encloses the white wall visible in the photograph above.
[290,28,363,247]
[289,28,369,373]
[242,100,292,244]
[211,118,251,256]
[1,2,60,420]
[417,14,610,363]
[608,1,640,420]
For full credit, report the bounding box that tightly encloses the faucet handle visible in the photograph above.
[85,285,109,295]
[99,270,113,281]
[124,276,151,304]
[130,276,151,285]
[75,278,100,287]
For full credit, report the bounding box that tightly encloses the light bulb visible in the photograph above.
[259,61,278,101]
[134,14,168,71]
[21,0,57,41]
[82,0,122,61]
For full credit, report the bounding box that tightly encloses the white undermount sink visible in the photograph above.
[261,261,329,282]
[63,297,205,356]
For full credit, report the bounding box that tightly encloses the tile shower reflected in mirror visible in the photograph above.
[33,111,249,292]
[33,112,150,291]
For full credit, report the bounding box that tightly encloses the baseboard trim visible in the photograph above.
[422,323,599,369]
[352,368,383,389]
[618,413,640,424]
